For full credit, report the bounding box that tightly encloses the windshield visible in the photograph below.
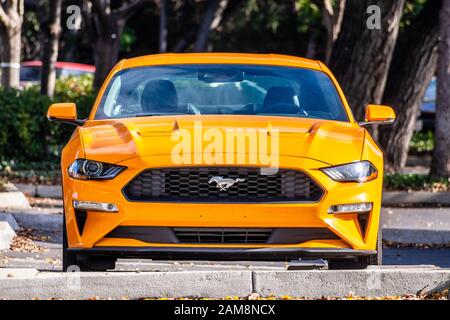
[95,64,349,122]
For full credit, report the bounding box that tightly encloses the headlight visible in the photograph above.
[68,159,126,180]
[321,161,377,183]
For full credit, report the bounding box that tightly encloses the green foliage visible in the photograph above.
[401,0,428,28]
[385,174,449,192]
[22,7,41,60]
[210,0,321,55]
[54,74,96,119]
[121,27,137,54]
[410,131,434,153]
[0,75,96,171]
[0,87,52,167]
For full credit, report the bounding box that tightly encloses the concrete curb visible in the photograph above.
[0,191,31,209]
[14,184,62,199]
[0,221,16,250]
[383,228,450,245]
[0,213,20,231]
[10,212,62,231]
[253,269,450,298]
[383,191,450,205]
[0,269,253,300]
[0,268,448,299]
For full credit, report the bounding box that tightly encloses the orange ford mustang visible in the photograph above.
[47,53,396,271]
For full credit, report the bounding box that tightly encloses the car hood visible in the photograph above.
[79,115,365,166]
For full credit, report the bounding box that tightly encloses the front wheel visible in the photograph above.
[74,255,116,272]
[328,257,369,270]
[328,228,382,270]
[62,215,76,271]
[369,228,382,266]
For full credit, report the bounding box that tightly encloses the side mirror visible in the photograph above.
[359,104,396,127]
[47,103,85,126]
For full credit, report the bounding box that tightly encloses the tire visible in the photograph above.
[62,214,77,272]
[369,228,382,266]
[76,255,116,272]
[328,257,369,270]
[62,213,115,272]
[328,228,382,270]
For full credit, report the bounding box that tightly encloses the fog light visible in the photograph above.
[328,202,372,214]
[73,200,118,212]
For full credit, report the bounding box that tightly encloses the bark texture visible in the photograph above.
[0,0,23,89]
[41,0,62,98]
[330,0,405,121]
[312,0,346,63]
[174,0,242,52]
[159,0,168,53]
[430,0,450,177]
[193,0,229,52]
[380,0,442,173]
[84,0,148,89]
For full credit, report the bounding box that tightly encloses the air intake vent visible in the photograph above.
[173,228,273,244]
[74,210,87,236]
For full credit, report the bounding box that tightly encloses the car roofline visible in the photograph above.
[120,53,322,71]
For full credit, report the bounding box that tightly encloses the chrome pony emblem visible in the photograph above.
[208,176,245,191]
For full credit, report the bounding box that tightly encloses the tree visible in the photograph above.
[41,0,62,98]
[83,0,149,89]
[380,0,442,173]
[173,0,243,53]
[158,0,167,53]
[330,0,405,121]
[193,0,228,52]
[430,0,450,178]
[312,0,346,63]
[0,0,24,89]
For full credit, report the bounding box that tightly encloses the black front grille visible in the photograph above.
[173,228,273,244]
[123,167,324,203]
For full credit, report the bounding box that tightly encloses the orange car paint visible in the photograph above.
[57,53,390,253]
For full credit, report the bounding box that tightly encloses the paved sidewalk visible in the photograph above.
[0,267,448,300]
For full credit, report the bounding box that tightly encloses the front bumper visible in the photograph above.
[63,155,383,252]
[68,247,377,261]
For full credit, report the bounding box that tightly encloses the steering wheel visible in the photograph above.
[262,103,305,115]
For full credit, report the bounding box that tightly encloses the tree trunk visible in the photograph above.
[379,0,442,173]
[0,1,23,89]
[173,0,242,52]
[315,0,346,63]
[330,0,405,121]
[93,17,125,89]
[41,0,62,98]
[87,0,147,89]
[430,0,450,178]
[173,29,196,52]
[0,26,21,88]
[159,0,167,53]
[193,0,228,52]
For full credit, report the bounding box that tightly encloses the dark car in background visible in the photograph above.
[418,77,436,132]
[20,61,95,87]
